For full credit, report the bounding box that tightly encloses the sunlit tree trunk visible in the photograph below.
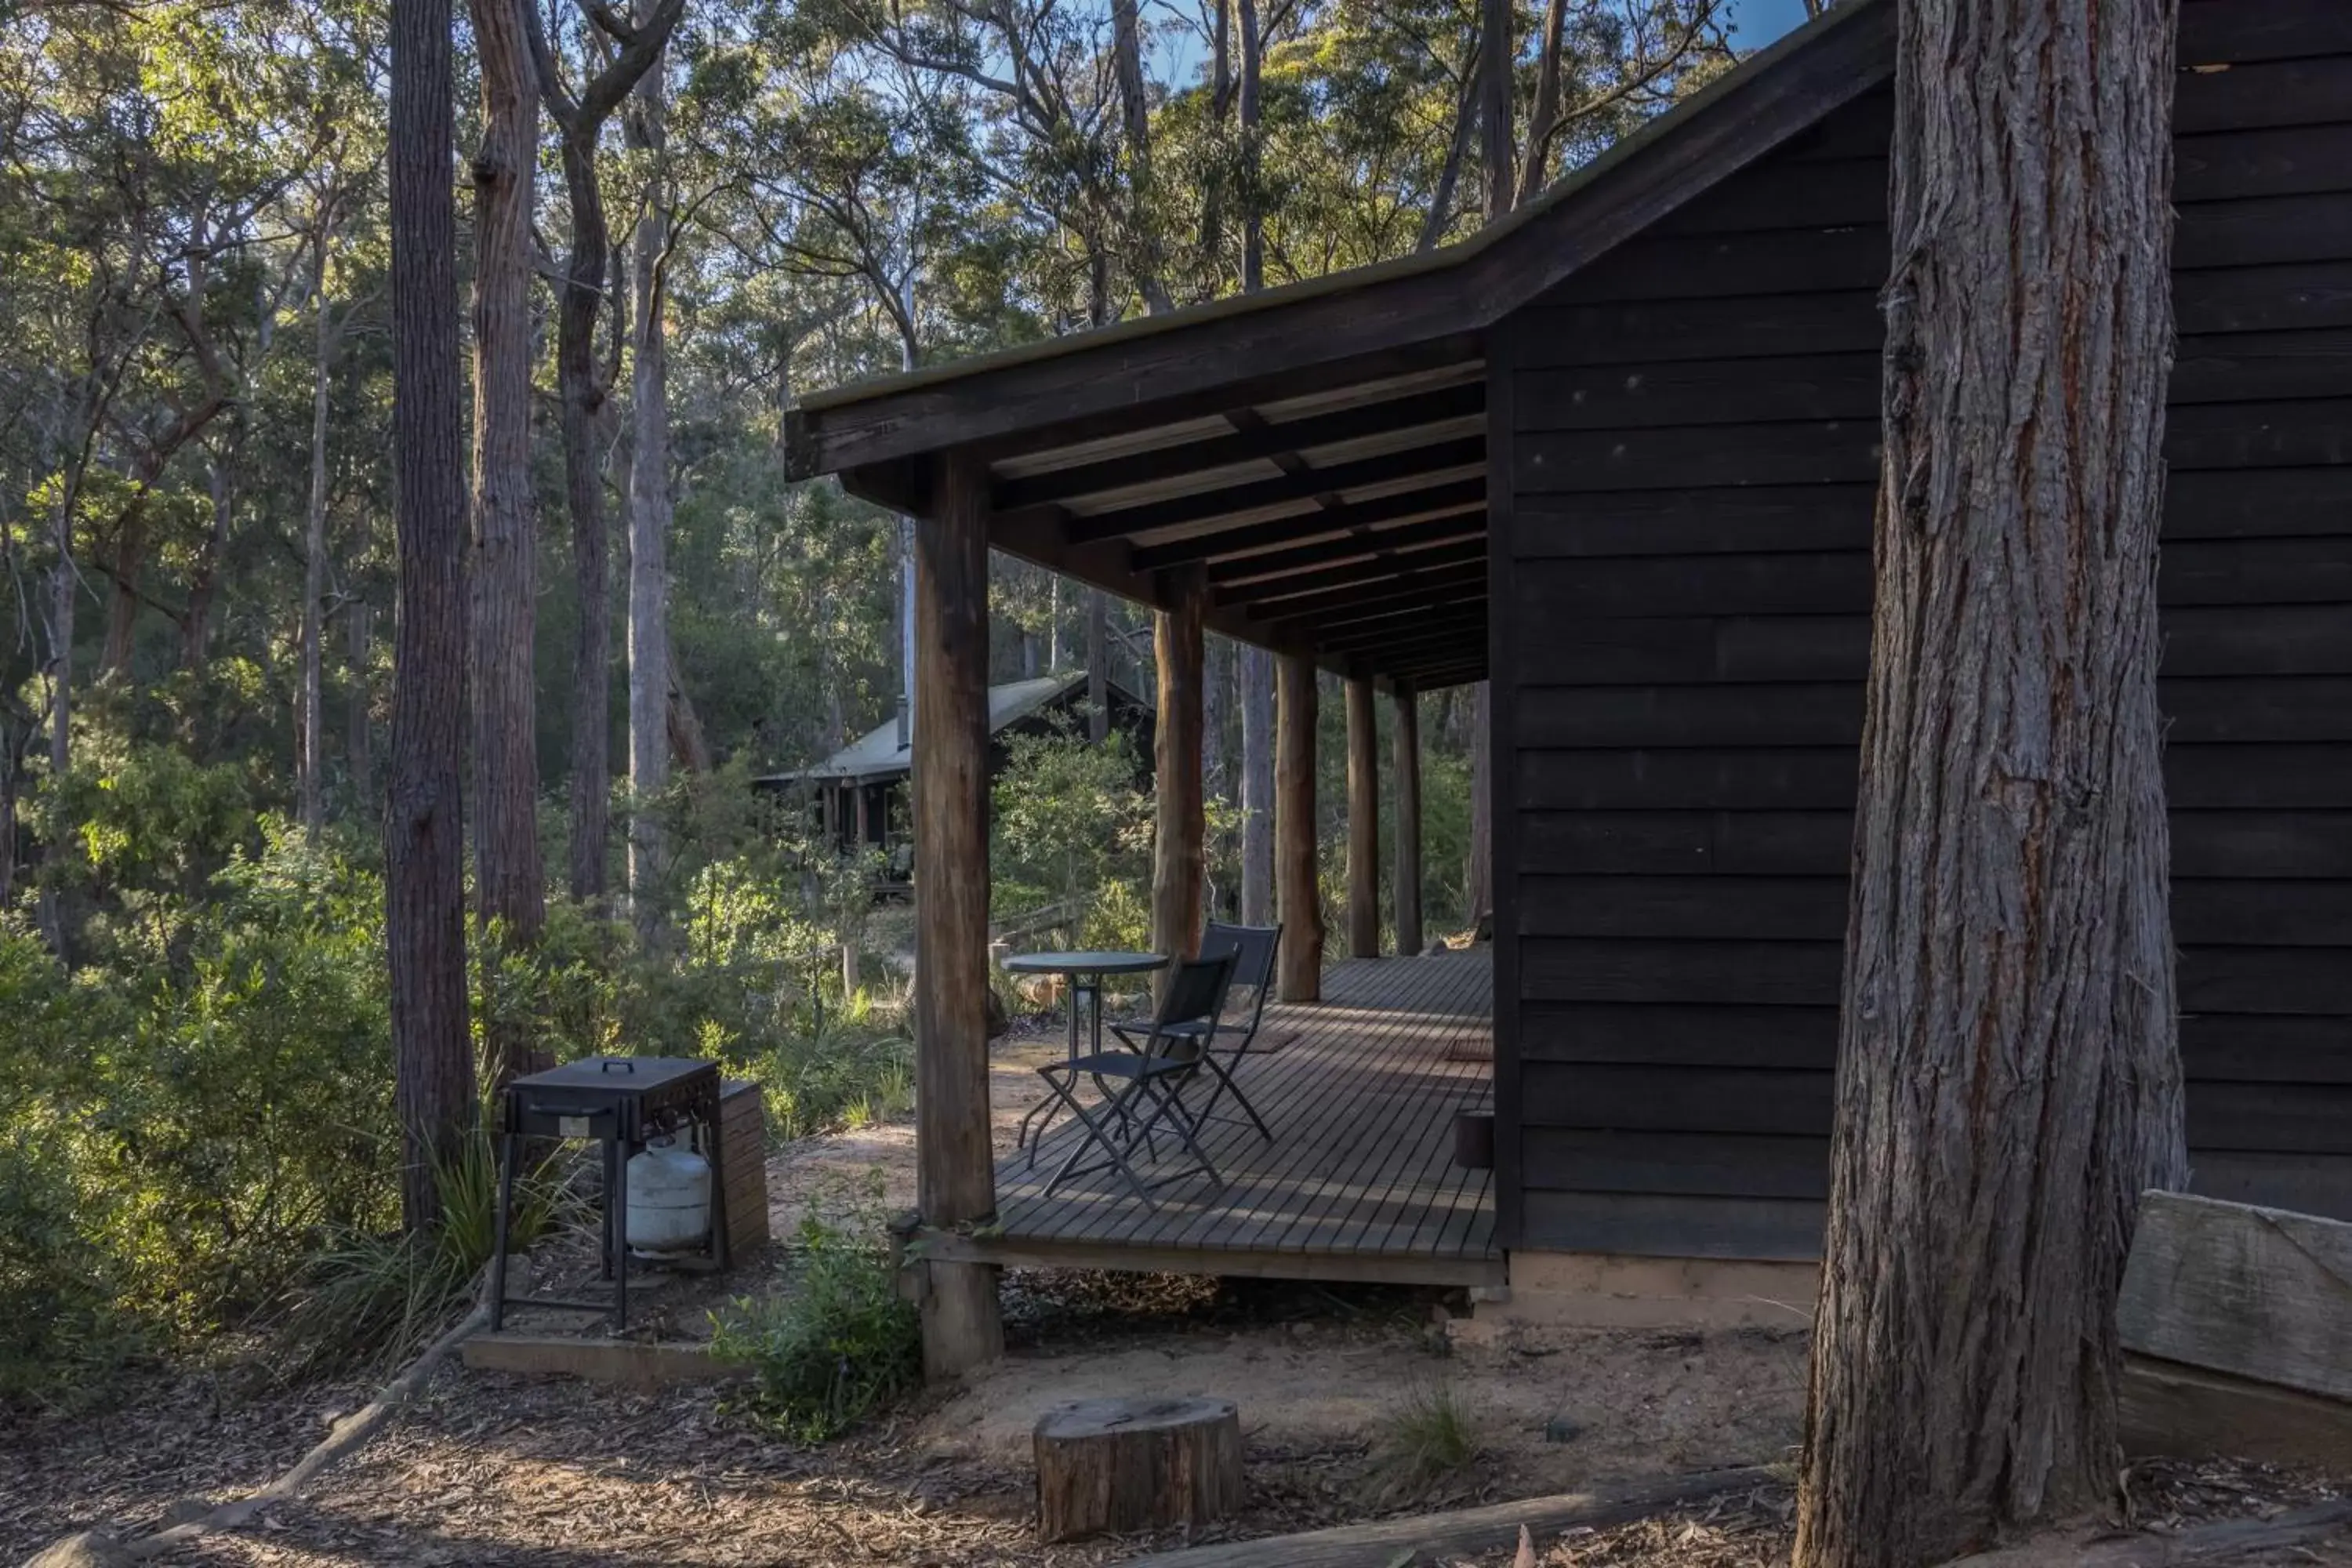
[1794,1,2187,1561]
[626,36,674,945]
[387,0,479,1232]
[466,0,546,1083]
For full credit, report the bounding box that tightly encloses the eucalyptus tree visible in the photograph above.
[525,0,690,906]
[466,0,546,1074]
[1795,0,2185,1558]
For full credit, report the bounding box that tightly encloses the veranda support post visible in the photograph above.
[911,448,1004,1380]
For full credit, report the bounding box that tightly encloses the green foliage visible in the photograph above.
[711,1195,922,1443]
[993,721,1154,941]
[275,1128,572,1383]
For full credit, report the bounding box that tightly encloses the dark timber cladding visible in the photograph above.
[1502,0,2352,1259]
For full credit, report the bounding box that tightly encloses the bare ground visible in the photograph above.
[6,1027,2339,1566]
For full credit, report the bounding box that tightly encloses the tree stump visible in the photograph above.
[1034,1396,1244,1544]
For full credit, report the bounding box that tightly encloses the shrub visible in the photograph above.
[275,1127,575,1382]
[711,1202,921,1442]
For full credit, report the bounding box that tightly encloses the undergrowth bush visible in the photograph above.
[711,1195,920,1442]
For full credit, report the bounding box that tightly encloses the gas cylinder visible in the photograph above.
[624,1134,712,1254]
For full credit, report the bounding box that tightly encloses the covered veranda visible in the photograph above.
[776,98,1768,1364]
[935,948,1501,1290]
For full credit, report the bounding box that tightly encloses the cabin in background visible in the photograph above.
[757,671,1156,876]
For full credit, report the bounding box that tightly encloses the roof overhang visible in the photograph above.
[783,0,1894,689]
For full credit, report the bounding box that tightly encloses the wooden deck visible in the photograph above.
[933,949,1501,1287]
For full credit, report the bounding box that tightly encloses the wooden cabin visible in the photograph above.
[786,0,2352,1363]
[757,672,1155,877]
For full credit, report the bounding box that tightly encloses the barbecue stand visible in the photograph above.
[488,1056,731,1332]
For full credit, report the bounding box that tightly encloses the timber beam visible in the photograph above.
[1218,539,1488,608]
[1131,480,1485,571]
[993,381,1485,512]
[1053,437,1486,544]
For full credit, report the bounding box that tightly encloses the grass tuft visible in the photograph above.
[1370,1377,1481,1498]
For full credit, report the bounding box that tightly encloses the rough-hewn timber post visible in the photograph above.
[1392,681,1423,957]
[1345,674,1380,959]
[1152,566,1207,985]
[1275,653,1323,1000]
[911,448,1004,1381]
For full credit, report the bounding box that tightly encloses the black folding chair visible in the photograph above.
[1034,952,1236,1209]
[1120,921,1279,1143]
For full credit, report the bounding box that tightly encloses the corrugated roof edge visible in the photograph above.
[789,0,1887,418]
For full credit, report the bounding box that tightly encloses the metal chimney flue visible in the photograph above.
[895,695,910,751]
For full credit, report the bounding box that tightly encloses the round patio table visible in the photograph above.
[1004,949,1167,1151]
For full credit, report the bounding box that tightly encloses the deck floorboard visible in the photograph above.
[971,949,1498,1286]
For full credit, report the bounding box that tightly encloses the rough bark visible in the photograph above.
[299,208,339,844]
[1792,2,2188,1562]
[1238,644,1275,925]
[387,0,480,1232]
[1273,652,1323,1000]
[1344,675,1379,959]
[626,36,674,944]
[1152,568,1207,983]
[1392,681,1422,956]
[467,0,546,1086]
[912,448,1005,1380]
[552,126,613,906]
[1034,1397,1244,1544]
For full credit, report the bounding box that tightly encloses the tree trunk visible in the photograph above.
[1478,0,1515,221]
[467,0,546,1086]
[1345,674,1379,959]
[1238,644,1275,925]
[1238,0,1264,291]
[1274,652,1323,1000]
[1793,2,2187,1562]
[347,598,372,807]
[1392,681,1422,957]
[180,452,231,675]
[1110,0,1171,314]
[299,213,337,844]
[1034,1397,1244,1544]
[532,5,684,906]
[49,510,74,782]
[553,125,613,907]
[912,448,1005,1381]
[387,0,480,1233]
[1465,681,1492,920]
[1087,588,1110,742]
[1203,634,1229,809]
[1518,0,1570,197]
[626,41,674,945]
[1152,568,1207,984]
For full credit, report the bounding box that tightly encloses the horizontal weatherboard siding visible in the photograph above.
[1499,24,2352,1260]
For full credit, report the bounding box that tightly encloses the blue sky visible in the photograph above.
[1730,0,1813,48]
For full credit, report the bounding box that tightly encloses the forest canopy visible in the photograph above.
[0,0,1743,1398]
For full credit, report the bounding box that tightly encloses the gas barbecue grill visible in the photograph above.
[488,1056,731,1332]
